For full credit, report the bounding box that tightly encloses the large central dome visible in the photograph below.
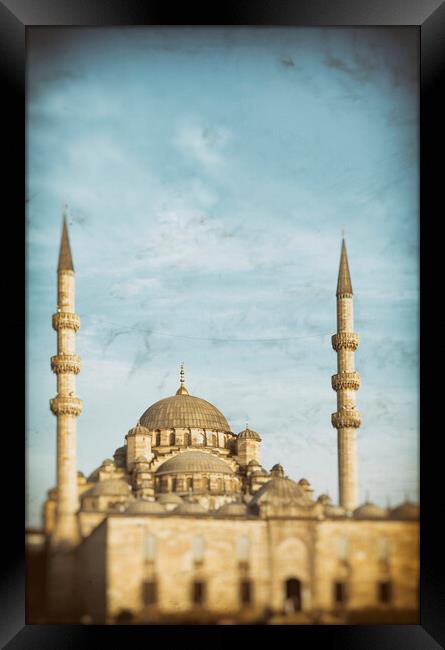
[139,394,230,432]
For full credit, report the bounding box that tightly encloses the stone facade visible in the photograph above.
[37,222,419,625]
[71,514,418,624]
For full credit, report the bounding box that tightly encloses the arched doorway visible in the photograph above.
[285,578,302,613]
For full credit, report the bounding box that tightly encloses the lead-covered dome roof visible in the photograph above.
[238,427,261,441]
[126,499,165,514]
[216,502,248,517]
[140,394,230,432]
[389,501,419,520]
[156,451,234,475]
[249,477,310,507]
[354,502,387,519]
[85,479,131,497]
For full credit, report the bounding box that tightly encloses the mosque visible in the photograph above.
[29,218,419,624]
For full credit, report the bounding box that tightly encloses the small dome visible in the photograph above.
[126,499,165,514]
[389,501,419,520]
[86,479,131,497]
[238,428,261,442]
[298,478,310,486]
[325,504,346,518]
[157,493,183,504]
[102,459,114,466]
[248,459,261,467]
[317,494,332,505]
[270,464,285,478]
[173,502,208,515]
[250,477,310,507]
[216,502,248,517]
[156,451,233,475]
[113,446,127,468]
[140,394,230,432]
[354,502,387,520]
[127,422,150,436]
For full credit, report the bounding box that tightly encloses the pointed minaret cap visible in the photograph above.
[58,208,74,272]
[336,238,352,296]
[176,362,189,395]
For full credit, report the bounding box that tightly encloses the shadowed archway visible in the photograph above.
[285,578,302,612]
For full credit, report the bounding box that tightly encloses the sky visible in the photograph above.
[26,27,419,528]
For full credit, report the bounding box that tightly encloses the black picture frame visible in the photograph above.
[3,0,443,647]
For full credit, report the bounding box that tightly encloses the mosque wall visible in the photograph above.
[77,520,107,623]
[82,515,419,623]
[313,520,419,613]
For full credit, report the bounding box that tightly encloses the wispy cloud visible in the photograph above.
[174,120,232,169]
[111,277,161,299]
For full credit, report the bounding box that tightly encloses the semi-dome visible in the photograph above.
[249,477,310,507]
[126,499,165,514]
[389,501,419,520]
[140,394,230,432]
[86,479,131,497]
[173,501,208,515]
[216,502,248,517]
[156,451,234,476]
[354,502,387,519]
[157,493,183,504]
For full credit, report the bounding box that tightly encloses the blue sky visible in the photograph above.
[26,27,418,527]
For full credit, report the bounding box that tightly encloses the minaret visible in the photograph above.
[49,213,82,549]
[331,239,361,512]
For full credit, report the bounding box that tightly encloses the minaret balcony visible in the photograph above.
[50,395,83,416]
[331,372,361,391]
[331,332,359,351]
[51,354,81,375]
[331,410,362,429]
[52,312,80,332]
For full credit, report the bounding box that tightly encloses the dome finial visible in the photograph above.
[176,362,189,395]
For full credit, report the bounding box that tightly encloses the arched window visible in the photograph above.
[336,537,349,561]
[192,535,205,562]
[236,536,250,563]
[143,533,156,562]
[377,537,390,561]
[187,477,193,491]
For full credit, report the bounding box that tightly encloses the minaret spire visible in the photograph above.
[331,239,361,512]
[50,215,82,549]
[337,238,353,296]
[58,207,74,272]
